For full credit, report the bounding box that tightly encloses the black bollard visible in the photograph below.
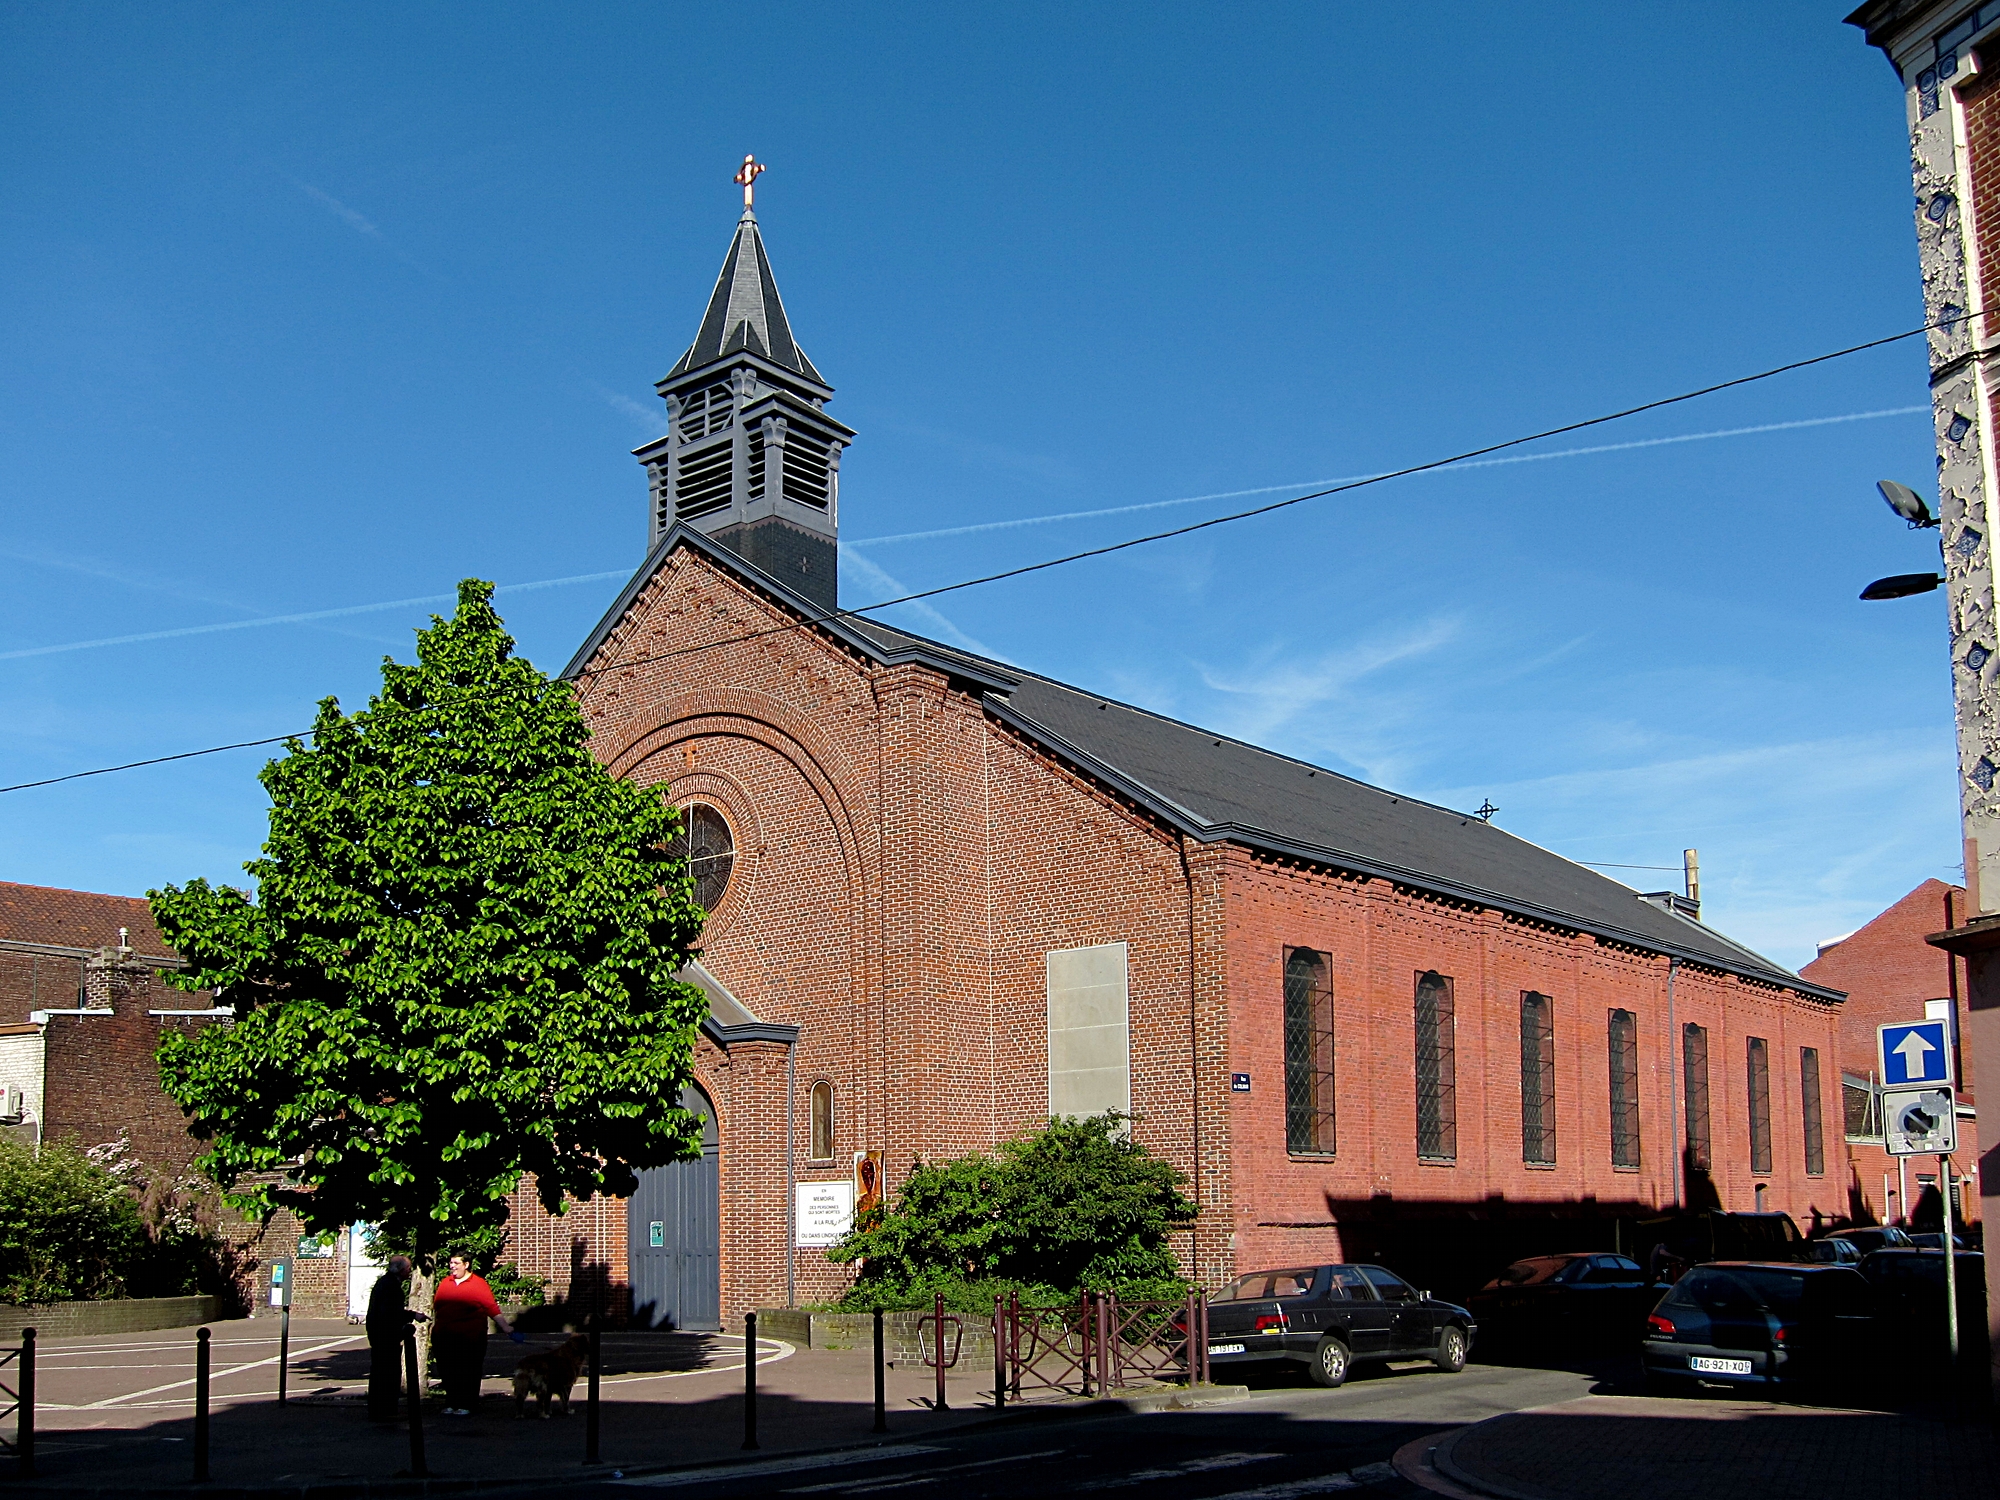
[742,1312,759,1450]
[992,1296,1005,1412]
[932,1292,947,1413]
[18,1327,34,1478]
[872,1308,886,1434]
[403,1330,427,1477]
[583,1319,601,1466]
[277,1302,290,1405]
[193,1326,210,1482]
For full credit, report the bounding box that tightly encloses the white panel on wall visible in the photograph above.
[1047,942,1130,1121]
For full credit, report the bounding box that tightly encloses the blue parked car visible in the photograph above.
[1641,1261,1878,1393]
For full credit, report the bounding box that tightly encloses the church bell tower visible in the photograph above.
[637,158,852,611]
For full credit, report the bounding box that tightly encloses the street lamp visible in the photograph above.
[1860,480,1946,601]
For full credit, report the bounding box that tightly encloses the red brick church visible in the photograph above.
[505,186,1848,1329]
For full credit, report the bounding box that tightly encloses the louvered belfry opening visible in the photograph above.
[1415,970,1457,1161]
[636,203,853,612]
[1282,947,1336,1156]
[1519,991,1555,1165]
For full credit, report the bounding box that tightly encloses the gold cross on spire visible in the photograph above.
[734,154,766,209]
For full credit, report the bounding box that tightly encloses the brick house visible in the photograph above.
[1800,878,1981,1229]
[502,198,1853,1329]
[0,882,363,1317]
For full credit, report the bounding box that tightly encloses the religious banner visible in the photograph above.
[853,1149,883,1222]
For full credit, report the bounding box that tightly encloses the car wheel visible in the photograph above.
[1433,1325,1468,1373]
[1307,1336,1351,1388]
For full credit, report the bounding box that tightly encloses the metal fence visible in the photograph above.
[996,1292,1207,1402]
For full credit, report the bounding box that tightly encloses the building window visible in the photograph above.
[809,1080,834,1162]
[1608,1009,1640,1169]
[669,802,735,911]
[1746,1036,1773,1177]
[1415,971,1456,1162]
[1682,1023,1710,1172]
[1842,1075,1882,1142]
[1519,992,1555,1165]
[1800,1048,1825,1177]
[1282,947,1336,1155]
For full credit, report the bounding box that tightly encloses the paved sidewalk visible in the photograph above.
[1402,1393,1995,1500]
[13,1317,1016,1493]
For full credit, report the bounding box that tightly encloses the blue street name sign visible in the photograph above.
[1878,1019,1953,1086]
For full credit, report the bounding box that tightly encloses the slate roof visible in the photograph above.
[569,525,1839,1004]
[665,210,826,386]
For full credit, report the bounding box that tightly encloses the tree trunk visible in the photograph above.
[408,1264,436,1391]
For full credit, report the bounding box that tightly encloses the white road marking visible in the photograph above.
[787,1449,1066,1493]
[1200,1475,1362,1498]
[1074,1453,1283,1490]
[74,1336,361,1409]
[617,1445,946,1488]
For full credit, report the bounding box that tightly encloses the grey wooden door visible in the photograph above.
[627,1085,720,1331]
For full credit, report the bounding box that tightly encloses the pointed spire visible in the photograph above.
[667,207,824,385]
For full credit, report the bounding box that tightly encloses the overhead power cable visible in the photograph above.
[0,308,1962,796]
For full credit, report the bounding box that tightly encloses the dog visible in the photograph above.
[511,1334,590,1419]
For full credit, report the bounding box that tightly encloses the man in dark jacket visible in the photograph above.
[366,1255,422,1422]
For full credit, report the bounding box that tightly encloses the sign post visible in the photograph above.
[1877,1020,1960,1370]
[268,1257,292,1405]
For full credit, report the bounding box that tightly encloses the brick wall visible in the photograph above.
[508,545,1852,1318]
[1801,878,1981,1224]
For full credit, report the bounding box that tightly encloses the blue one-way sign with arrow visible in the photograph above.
[1878,1020,1953,1086]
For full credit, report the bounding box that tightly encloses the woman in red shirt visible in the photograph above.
[431,1254,521,1415]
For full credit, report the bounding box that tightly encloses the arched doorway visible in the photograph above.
[626,1084,721,1330]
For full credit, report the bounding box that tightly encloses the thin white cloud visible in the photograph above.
[0,571,631,662]
[589,381,668,438]
[840,545,997,659]
[845,405,1930,547]
[289,178,383,239]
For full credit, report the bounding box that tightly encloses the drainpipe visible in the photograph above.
[786,1042,796,1309]
[1178,834,1202,1282]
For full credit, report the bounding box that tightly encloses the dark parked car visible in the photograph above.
[1639,1211,1807,1269]
[1858,1249,1987,1366]
[1907,1232,1967,1251]
[1641,1261,1878,1393]
[1204,1263,1476,1387]
[1821,1225,1913,1256]
[1467,1253,1658,1344]
[1805,1238,1863,1265]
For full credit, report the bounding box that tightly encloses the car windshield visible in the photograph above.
[1493,1257,1579,1286]
[1213,1268,1316,1302]
[1721,1269,1808,1313]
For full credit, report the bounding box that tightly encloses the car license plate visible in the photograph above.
[1689,1356,1753,1375]
[1208,1343,1246,1355]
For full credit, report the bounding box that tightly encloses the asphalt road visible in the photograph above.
[545,1357,1606,1500]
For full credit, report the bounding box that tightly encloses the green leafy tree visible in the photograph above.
[830,1114,1197,1309]
[151,580,709,1276]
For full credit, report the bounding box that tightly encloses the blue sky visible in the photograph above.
[0,3,1957,969]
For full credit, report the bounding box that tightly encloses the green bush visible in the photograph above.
[0,1138,144,1304]
[828,1114,1197,1311]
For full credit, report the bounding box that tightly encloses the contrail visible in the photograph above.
[2,404,1927,663]
[842,405,1929,547]
[0,571,630,662]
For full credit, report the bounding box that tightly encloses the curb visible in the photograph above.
[4,1384,1252,1499]
[1426,1418,1552,1500]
